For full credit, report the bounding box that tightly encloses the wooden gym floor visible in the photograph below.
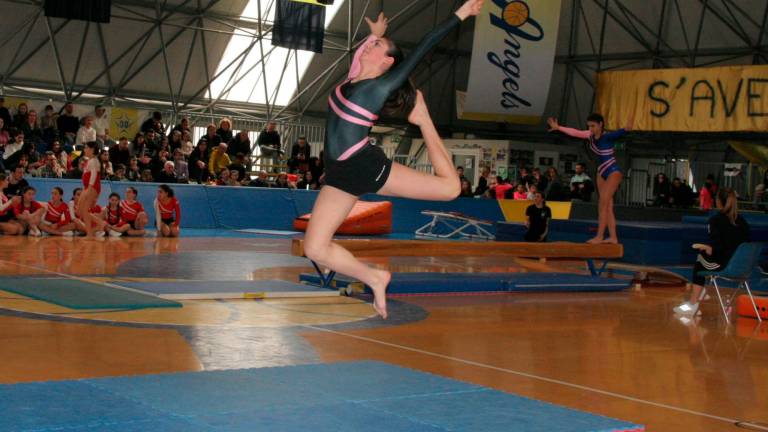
[0,236,765,431]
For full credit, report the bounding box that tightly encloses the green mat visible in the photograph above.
[0,277,182,310]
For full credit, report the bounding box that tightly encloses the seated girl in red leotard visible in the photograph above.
[12,186,45,236]
[110,187,148,237]
[0,174,22,236]
[154,184,180,238]
[39,187,76,236]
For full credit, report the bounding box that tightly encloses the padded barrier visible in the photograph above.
[26,179,508,232]
[737,295,768,319]
[294,201,392,234]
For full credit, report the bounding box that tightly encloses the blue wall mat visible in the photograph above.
[0,361,643,432]
[362,194,504,234]
[27,179,506,233]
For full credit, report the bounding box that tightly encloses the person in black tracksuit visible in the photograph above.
[674,187,750,315]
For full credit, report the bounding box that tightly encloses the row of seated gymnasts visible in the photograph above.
[0,175,181,238]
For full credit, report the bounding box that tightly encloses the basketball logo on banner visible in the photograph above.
[464,0,562,124]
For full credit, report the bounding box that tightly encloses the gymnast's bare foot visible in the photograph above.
[602,237,619,244]
[370,269,390,319]
[586,236,603,244]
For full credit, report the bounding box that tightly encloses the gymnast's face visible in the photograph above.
[362,38,395,73]
[587,120,604,136]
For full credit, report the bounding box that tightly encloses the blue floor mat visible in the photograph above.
[0,361,643,432]
[0,277,181,310]
[117,279,338,298]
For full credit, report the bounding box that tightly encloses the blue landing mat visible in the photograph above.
[117,279,338,299]
[0,361,643,432]
[302,272,630,295]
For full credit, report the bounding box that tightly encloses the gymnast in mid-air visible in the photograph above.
[303,0,484,319]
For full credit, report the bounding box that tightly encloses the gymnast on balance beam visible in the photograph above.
[302,0,484,319]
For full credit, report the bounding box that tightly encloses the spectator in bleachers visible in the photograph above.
[172,117,190,136]
[308,156,323,181]
[3,130,25,170]
[76,116,97,148]
[132,133,149,158]
[513,183,528,200]
[273,173,295,190]
[154,184,180,237]
[544,167,566,201]
[157,136,171,156]
[297,170,319,190]
[144,129,160,151]
[99,150,113,178]
[68,157,86,180]
[51,140,68,172]
[569,162,593,202]
[141,111,163,135]
[199,124,222,149]
[56,103,79,149]
[92,105,110,144]
[208,143,231,177]
[20,110,42,148]
[140,169,154,183]
[459,178,473,197]
[531,168,547,192]
[12,186,44,236]
[12,102,29,129]
[288,136,311,174]
[526,184,538,200]
[39,187,75,236]
[189,139,210,184]
[38,152,62,178]
[40,105,58,145]
[474,167,490,196]
[456,166,468,183]
[494,176,513,199]
[257,121,281,169]
[0,118,9,146]
[228,169,245,186]
[151,149,171,179]
[126,157,141,182]
[181,131,194,157]
[156,161,178,183]
[247,171,271,188]
[169,130,183,153]
[217,118,234,144]
[111,164,127,182]
[228,130,251,158]
[5,165,28,196]
[109,137,132,168]
[699,174,717,211]
[0,97,10,127]
[517,167,533,189]
[215,169,230,186]
[652,173,671,207]
[227,152,247,181]
[173,149,189,183]
[524,191,551,242]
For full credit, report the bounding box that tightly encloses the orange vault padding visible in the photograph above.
[293,201,393,235]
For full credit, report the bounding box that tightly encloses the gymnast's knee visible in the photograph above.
[303,240,329,263]
[436,177,461,201]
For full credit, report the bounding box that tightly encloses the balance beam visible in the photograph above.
[292,239,623,289]
[291,239,623,259]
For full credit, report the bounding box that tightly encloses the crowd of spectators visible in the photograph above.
[458,161,595,203]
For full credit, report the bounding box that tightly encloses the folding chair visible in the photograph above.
[697,242,764,324]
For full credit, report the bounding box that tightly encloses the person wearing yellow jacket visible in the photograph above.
[208,143,231,177]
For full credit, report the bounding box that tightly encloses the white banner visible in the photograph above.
[464,0,562,124]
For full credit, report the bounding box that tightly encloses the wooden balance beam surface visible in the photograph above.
[291,239,623,259]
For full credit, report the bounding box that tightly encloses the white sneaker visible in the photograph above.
[108,229,122,237]
[62,231,74,236]
[29,227,42,237]
[95,231,105,238]
[673,302,699,315]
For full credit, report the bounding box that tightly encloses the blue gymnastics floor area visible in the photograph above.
[0,361,643,432]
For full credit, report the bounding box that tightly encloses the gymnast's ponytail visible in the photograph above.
[717,187,738,225]
[381,39,416,117]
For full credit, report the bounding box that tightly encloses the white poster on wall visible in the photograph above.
[463,0,562,124]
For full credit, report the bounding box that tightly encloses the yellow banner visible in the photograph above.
[110,107,139,139]
[595,65,768,132]
[498,200,572,223]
